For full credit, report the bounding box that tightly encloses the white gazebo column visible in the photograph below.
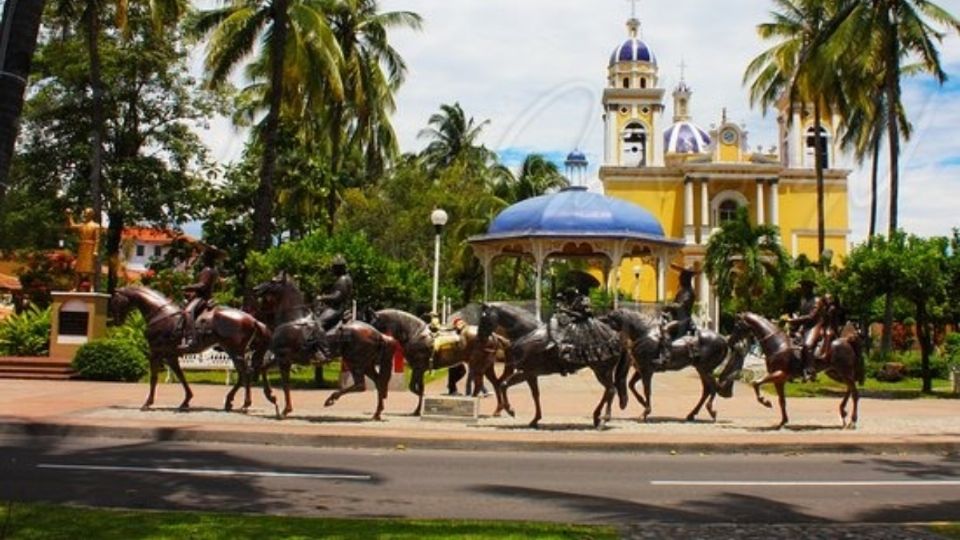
[684,177,695,244]
[756,179,765,225]
[769,179,780,227]
[609,241,626,309]
[657,252,667,302]
[698,269,713,331]
[531,240,548,322]
[475,247,496,302]
[699,178,710,242]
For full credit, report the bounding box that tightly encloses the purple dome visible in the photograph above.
[664,121,711,154]
[609,38,656,66]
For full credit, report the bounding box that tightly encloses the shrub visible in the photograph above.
[945,333,960,364]
[107,310,149,359]
[72,338,148,382]
[867,350,949,380]
[0,304,51,356]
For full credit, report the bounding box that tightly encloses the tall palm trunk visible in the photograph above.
[0,0,46,205]
[868,134,880,238]
[880,5,902,356]
[326,104,344,236]
[812,100,826,262]
[86,2,105,290]
[253,0,289,252]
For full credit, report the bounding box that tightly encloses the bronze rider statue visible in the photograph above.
[179,245,222,351]
[657,265,698,368]
[315,254,354,331]
[787,282,838,382]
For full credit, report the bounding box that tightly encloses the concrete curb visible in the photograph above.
[2,420,958,456]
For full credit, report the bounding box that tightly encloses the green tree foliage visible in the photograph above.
[245,230,432,314]
[705,207,789,319]
[837,232,953,392]
[0,304,51,356]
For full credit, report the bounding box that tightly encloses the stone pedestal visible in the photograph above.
[49,292,110,360]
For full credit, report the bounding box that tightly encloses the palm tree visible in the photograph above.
[322,0,421,234]
[190,0,342,251]
[0,0,46,206]
[744,0,845,260]
[705,207,789,316]
[418,102,493,174]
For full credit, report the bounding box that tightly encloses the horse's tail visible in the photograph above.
[615,347,630,410]
[716,338,746,399]
[249,320,272,382]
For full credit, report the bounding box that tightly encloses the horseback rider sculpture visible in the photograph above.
[656,265,699,369]
[786,278,844,382]
[315,254,354,331]
[179,245,223,351]
[553,287,617,369]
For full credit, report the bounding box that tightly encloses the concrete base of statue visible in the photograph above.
[49,292,110,360]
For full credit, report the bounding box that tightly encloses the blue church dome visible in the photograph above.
[486,187,667,240]
[609,38,656,66]
[664,121,711,154]
[565,150,588,163]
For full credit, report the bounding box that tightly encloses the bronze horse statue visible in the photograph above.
[109,286,271,412]
[365,308,508,415]
[602,308,743,422]
[727,312,864,429]
[476,303,629,429]
[253,273,394,421]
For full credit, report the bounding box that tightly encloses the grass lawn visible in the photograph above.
[0,502,616,540]
[780,377,957,399]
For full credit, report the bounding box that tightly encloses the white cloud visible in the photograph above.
[194,0,960,240]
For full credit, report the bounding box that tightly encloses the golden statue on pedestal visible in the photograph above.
[66,208,102,292]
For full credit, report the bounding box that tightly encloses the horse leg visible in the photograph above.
[774,380,788,429]
[280,364,293,417]
[628,369,646,410]
[848,379,860,430]
[483,364,504,415]
[641,371,653,421]
[592,367,616,430]
[368,362,387,422]
[167,360,193,410]
[141,355,161,410]
[324,369,366,409]
[752,371,784,409]
[498,371,529,421]
[409,366,425,416]
[223,354,243,412]
[686,368,713,422]
[527,377,542,429]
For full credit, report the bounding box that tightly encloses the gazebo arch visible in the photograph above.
[468,187,683,321]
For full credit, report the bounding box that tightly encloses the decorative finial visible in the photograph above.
[625,0,641,38]
[679,57,687,83]
[722,107,728,123]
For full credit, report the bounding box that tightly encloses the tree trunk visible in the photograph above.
[252,0,289,252]
[326,105,345,236]
[884,9,900,238]
[813,100,826,264]
[868,134,880,238]
[916,305,932,394]
[0,0,46,207]
[86,2,105,291]
[105,208,124,294]
[881,290,894,356]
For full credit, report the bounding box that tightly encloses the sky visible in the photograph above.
[195,0,960,242]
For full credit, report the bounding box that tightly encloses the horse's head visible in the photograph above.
[477,303,497,340]
[600,309,624,331]
[109,289,132,325]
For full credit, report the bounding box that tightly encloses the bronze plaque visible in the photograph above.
[421,396,479,423]
[59,311,89,336]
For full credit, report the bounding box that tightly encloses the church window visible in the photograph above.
[623,77,630,88]
[805,126,830,168]
[640,77,647,88]
[718,200,739,224]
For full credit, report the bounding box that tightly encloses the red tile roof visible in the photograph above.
[122,227,198,244]
[0,272,21,291]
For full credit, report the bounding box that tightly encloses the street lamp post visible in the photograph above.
[430,208,448,321]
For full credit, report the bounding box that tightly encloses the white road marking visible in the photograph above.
[37,463,371,481]
[652,480,960,487]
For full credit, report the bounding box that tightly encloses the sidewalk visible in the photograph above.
[0,369,957,454]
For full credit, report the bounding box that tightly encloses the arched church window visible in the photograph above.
[805,126,830,168]
[623,77,630,88]
[640,77,647,89]
[718,199,739,224]
[622,122,647,167]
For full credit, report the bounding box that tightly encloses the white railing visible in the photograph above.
[166,348,235,385]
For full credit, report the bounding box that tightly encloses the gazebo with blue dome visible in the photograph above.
[469,186,683,321]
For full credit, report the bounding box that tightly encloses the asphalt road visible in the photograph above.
[1,435,958,525]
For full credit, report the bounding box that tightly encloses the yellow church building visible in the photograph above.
[599,14,851,327]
